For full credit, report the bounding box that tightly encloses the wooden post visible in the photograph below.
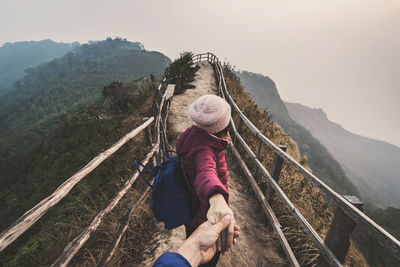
[265,145,287,204]
[143,117,153,148]
[143,117,156,167]
[253,137,263,178]
[159,119,166,161]
[234,116,243,145]
[317,195,363,266]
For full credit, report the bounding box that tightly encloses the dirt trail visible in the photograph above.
[139,61,287,266]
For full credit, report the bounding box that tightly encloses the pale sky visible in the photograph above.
[1,0,399,146]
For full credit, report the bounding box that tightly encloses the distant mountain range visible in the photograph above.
[237,71,358,195]
[0,39,79,96]
[285,102,400,208]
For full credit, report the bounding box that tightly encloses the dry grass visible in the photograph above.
[222,64,368,266]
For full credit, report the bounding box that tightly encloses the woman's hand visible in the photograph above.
[207,193,236,253]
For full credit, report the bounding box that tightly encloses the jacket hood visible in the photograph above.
[176,125,228,155]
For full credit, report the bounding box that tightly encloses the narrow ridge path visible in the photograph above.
[139,61,287,266]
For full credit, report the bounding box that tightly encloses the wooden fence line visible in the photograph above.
[0,117,155,252]
[233,129,341,266]
[194,52,400,265]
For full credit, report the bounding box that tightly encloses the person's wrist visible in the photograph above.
[209,193,225,206]
[177,237,202,267]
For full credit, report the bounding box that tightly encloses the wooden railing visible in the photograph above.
[193,52,400,266]
[0,77,173,266]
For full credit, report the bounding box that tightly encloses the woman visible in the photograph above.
[176,94,236,267]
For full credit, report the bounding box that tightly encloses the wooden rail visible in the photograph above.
[0,117,155,252]
[193,53,400,265]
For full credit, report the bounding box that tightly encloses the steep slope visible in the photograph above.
[0,39,78,95]
[237,71,358,195]
[285,102,400,208]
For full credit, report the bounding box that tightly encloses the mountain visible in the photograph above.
[284,102,400,208]
[0,38,170,157]
[0,37,171,221]
[0,39,79,96]
[237,71,358,195]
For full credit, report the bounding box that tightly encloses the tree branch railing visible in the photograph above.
[193,53,400,266]
[51,144,159,267]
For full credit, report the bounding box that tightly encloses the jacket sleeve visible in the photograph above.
[193,148,229,205]
[153,252,191,267]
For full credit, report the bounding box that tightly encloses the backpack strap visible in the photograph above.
[133,161,153,187]
[164,150,178,160]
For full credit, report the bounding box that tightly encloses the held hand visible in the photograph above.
[177,215,240,266]
[207,194,236,253]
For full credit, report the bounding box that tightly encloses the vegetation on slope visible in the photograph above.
[0,39,78,95]
[237,71,358,196]
[0,38,169,140]
[0,77,157,266]
[164,51,198,93]
[224,65,367,266]
[0,38,170,164]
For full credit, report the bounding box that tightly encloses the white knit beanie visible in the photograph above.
[189,94,231,133]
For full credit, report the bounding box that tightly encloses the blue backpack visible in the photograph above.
[134,151,192,230]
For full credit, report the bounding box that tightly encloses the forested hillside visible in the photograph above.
[0,77,157,266]
[0,38,170,157]
[237,71,358,195]
[0,38,169,133]
[0,39,78,96]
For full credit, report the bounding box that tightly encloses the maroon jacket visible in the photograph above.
[176,125,229,228]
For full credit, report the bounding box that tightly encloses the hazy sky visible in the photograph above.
[1,0,399,146]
